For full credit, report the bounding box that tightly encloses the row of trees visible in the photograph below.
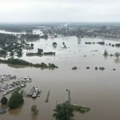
[0,33,23,57]
[30,102,74,120]
[1,95,89,120]
[103,49,120,59]
[0,33,17,46]
[0,58,58,69]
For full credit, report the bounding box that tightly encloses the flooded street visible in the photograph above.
[0,36,120,120]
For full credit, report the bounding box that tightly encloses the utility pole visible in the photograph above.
[66,89,71,104]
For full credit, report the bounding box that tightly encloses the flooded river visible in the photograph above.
[0,36,120,120]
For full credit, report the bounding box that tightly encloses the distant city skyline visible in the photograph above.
[0,0,120,23]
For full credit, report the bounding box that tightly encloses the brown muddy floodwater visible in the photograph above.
[0,36,120,120]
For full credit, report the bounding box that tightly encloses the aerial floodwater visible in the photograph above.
[0,33,120,120]
[0,0,120,119]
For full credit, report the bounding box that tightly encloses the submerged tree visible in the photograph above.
[10,51,14,56]
[8,91,24,109]
[1,97,8,105]
[103,49,108,56]
[115,52,120,59]
[31,105,39,115]
[53,102,74,120]
[17,49,22,57]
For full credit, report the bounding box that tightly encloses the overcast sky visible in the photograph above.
[0,0,120,23]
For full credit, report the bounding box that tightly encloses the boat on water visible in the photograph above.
[32,87,39,98]
[0,74,16,82]
[20,83,26,87]
[0,108,6,114]
[27,87,40,98]
[24,76,32,82]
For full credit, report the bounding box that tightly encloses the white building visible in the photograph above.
[32,29,44,36]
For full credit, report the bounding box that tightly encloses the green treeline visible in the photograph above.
[0,58,58,69]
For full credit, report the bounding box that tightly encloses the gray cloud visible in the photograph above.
[0,0,120,23]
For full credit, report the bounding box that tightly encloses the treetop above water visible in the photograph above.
[0,58,58,69]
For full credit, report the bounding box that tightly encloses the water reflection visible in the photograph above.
[7,64,30,69]
[103,55,108,59]
[114,58,120,63]
[8,105,23,115]
[31,113,38,120]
